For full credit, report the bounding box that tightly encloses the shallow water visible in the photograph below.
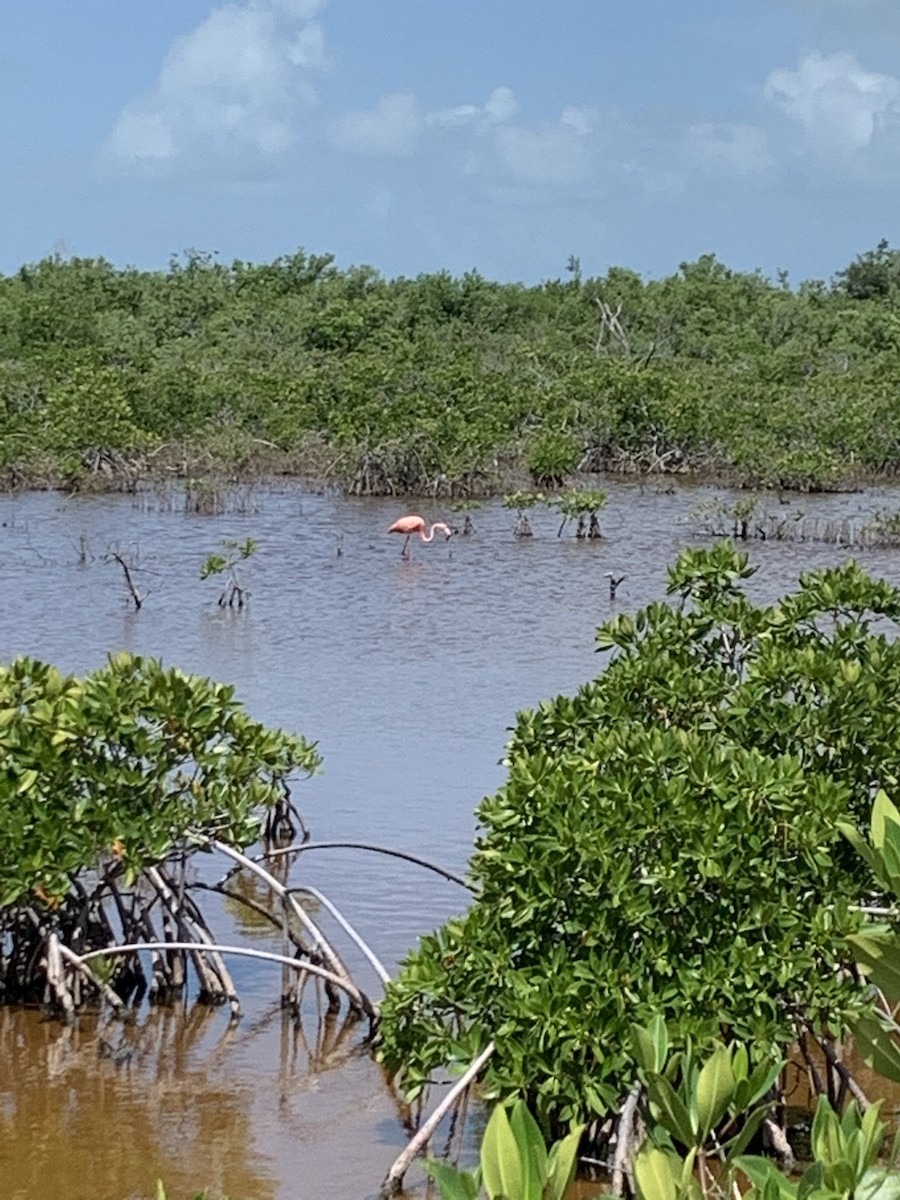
[1,479,899,1200]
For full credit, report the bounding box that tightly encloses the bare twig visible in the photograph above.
[108,550,143,609]
[595,300,631,358]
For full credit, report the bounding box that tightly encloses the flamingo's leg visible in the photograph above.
[401,535,411,560]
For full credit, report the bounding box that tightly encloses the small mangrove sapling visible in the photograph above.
[200,537,257,608]
[502,491,546,538]
[451,499,483,536]
[551,488,608,539]
[424,1100,583,1200]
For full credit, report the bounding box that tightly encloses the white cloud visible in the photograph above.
[332,85,519,157]
[429,87,519,133]
[270,0,327,16]
[494,119,592,186]
[560,106,597,137]
[764,51,900,156]
[104,0,329,169]
[332,92,423,156]
[334,82,593,187]
[684,122,774,177]
[287,21,329,70]
[483,87,519,126]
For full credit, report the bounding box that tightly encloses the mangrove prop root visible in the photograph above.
[56,941,125,1011]
[191,879,314,957]
[3,831,380,1021]
[76,942,376,1019]
[797,1030,826,1102]
[610,1084,642,1197]
[44,933,76,1023]
[211,840,369,1014]
[154,865,241,1015]
[807,1027,870,1112]
[380,1040,496,1198]
[288,884,390,985]
[147,866,224,1003]
[253,840,472,890]
[763,1117,796,1174]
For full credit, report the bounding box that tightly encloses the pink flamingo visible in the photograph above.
[388,514,453,560]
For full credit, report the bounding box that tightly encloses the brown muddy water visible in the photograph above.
[2,479,900,1200]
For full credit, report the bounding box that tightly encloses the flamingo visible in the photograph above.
[388,514,453,560]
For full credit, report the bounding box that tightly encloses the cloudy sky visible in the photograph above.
[2,1,900,284]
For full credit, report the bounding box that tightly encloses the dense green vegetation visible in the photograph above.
[3,242,900,494]
[377,544,900,1132]
[0,653,319,1009]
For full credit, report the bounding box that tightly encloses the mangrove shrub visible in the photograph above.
[0,653,318,1005]
[6,246,900,492]
[378,544,900,1127]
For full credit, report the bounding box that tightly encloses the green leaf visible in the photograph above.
[852,1015,900,1084]
[849,932,900,1003]
[509,1099,548,1198]
[632,1016,669,1075]
[721,1105,769,1161]
[647,1073,697,1147]
[838,820,885,887]
[632,1024,660,1075]
[545,1125,583,1200]
[810,1095,839,1166]
[634,1145,681,1200]
[734,1155,797,1200]
[857,1167,900,1200]
[695,1043,736,1139]
[872,790,900,854]
[481,1103,525,1200]
[16,768,38,794]
[424,1159,482,1200]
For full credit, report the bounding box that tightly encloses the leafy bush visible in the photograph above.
[0,653,318,907]
[7,244,900,492]
[526,430,581,489]
[378,544,900,1128]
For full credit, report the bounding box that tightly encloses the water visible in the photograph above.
[1,479,899,1200]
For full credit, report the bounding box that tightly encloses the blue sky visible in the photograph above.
[3,0,900,284]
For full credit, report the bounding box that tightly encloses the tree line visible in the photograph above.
[2,242,900,494]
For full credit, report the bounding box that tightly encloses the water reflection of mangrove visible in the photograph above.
[0,993,382,1200]
[0,1006,274,1200]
